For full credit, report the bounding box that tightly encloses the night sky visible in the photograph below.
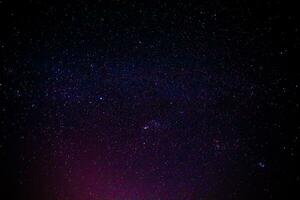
[0,0,299,199]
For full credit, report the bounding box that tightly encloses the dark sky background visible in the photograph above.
[0,0,299,199]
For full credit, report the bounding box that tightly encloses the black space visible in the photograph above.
[0,0,299,199]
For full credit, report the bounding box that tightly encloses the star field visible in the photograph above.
[0,0,299,199]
